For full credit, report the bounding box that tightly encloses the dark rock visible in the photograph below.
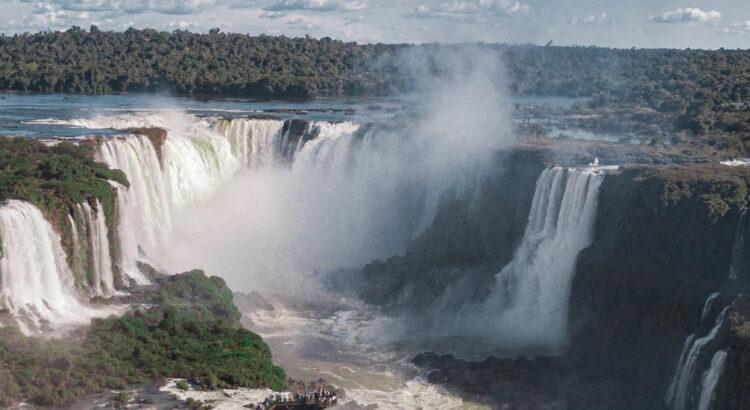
[233,291,275,314]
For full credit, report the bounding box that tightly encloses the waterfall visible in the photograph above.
[701,292,720,322]
[666,306,729,410]
[92,117,331,278]
[208,118,287,167]
[729,209,747,280]
[68,213,85,284]
[0,200,113,334]
[97,135,171,283]
[697,350,728,410]
[80,200,115,294]
[666,210,745,408]
[160,131,240,207]
[469,167,604,346]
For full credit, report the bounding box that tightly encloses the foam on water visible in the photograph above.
[243,296,489,410]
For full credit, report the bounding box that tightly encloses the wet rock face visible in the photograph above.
[347,148,547,314]
[233,291,275,314]
[280,119,317,160]
[569,165,750,407]
[412,352,569,409]
[714,295,750,410]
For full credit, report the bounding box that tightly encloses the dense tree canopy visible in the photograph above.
[1,27,750,146]
[0,26,401,98]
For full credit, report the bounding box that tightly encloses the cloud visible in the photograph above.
[568,12,609,25]
[405,0,530,21]
[165,20,199,29]
[259,11,286,18]
[285,16,317,30]
[649,7,720,24]
[32,0,218,15]
[344,14,363,25]
[722,21,750,35]
[264,0,366,12]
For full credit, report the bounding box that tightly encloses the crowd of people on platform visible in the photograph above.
[251,387,337,409]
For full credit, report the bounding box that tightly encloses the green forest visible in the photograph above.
[2,27,750,150]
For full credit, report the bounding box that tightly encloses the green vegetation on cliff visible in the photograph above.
[0,135,127,288]
[0,270,286,406]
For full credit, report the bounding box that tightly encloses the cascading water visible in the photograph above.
[666,209,747,409]
[68,213,84,284]
[0,200,115,334]
[207,118,286,167]
[696,350,728,410]
[454,166,605,347]
[666,305,729,410]
[701,292,720,322]
[97,135,170,284]
[729,209,748,280]
[91,115,359,282]
[80,200,115,294]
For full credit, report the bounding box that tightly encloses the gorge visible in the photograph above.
[0,92,750,409]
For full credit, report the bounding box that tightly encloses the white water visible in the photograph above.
[241,296,489,410]
[208,117,287,168]
[729,209,747,280]
[666,306,729,410]
[701,292,720,322]
[93,115,329,278]
[697,350,728,410]
[80,201,115,294]
[0,200,117,335]
[97,135,170,283]
[720,158,750,167]
[448,166,604,348]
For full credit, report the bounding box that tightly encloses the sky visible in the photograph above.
[1,0,750,48]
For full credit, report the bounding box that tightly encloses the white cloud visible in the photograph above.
[649,7,720,24]
[405,0,530,21]
[35,0,218,15]
[165,20,199,28]
[344,14,363,25]
[286,17,317,30]
[568,12,608,25]
[722,21,750,35]
[259,11,286,18]
[264,0,366,12]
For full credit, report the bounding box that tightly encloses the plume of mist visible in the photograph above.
[156,45,516,298]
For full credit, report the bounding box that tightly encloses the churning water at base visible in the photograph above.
[242,295,489,410]
[0,200,117,335]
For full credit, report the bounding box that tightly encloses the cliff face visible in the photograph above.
[335,142,750,408]
[569,165,750,407]
[714,296,750,409]
[349,147,547,313]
